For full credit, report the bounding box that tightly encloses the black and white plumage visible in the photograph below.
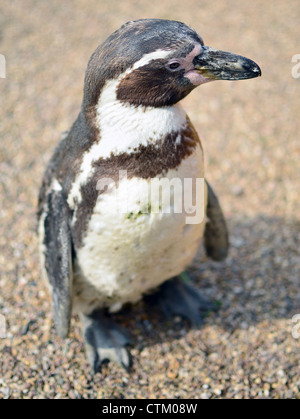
[38,19,261,371]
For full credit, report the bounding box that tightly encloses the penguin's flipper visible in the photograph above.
[205,180,229,261]
[146,277,217,327]
[81,310,132,373]
[43,189,73,339]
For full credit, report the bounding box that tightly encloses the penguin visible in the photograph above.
[38,19,261,372]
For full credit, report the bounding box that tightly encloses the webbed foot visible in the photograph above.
[146,275,217,327]
[80,310,132,372]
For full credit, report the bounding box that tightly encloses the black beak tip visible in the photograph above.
[251,65,262,78]
[245,59,262,78]
[256,64,262,77]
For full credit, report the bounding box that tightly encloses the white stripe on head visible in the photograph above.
[131,49,172,71]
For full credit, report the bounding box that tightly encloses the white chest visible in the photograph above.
[74,145,206,313]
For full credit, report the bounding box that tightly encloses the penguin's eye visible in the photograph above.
[167,61,181,71]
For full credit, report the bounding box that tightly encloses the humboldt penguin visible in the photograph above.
[38,19,261,371]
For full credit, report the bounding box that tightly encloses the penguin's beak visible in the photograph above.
[193,46,261,80]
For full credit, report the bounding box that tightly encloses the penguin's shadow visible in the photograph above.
[110,215,300,349]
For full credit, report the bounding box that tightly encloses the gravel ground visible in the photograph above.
[0,0,300,399]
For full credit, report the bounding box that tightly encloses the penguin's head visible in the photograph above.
[83,19,261,110]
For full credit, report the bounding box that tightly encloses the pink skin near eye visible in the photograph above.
[181,44,213,86]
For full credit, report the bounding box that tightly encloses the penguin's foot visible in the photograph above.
[147,275,217,327]
[80,310,132,373]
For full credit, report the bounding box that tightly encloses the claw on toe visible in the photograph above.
[80,311,132,372]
